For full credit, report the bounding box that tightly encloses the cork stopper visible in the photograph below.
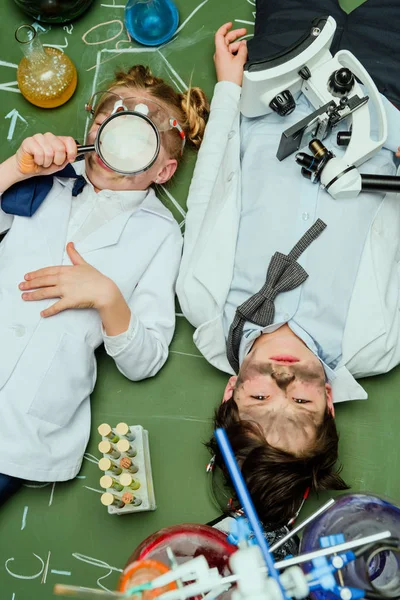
[119,473,133,487]
[100,475,113,489]
[101,492,115,506]
[117,439,130,453]
[120,457,132,469]
[115,422,129,436]
[122,491,134,504]
[98,457,112,471]
[98,423,112,437]
[98,440,112,454]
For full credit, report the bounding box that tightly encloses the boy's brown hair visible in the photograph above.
[206,397,349,528]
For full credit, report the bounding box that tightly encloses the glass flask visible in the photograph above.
[16,24,77,109]
[124,0,179,47]
[13,0,94,24]
[301,494,400,600]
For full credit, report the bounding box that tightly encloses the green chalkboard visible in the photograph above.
[3,1,400,600]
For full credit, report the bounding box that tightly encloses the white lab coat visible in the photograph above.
[0,176,182,481]
[177,82,400,402]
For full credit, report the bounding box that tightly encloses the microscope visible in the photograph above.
[240,16,400,200]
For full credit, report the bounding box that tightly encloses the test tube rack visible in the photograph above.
[98,424,156,515]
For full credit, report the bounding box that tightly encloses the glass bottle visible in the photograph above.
[13,0,94,24]
[124,0,179,47]
[16,24,77,109]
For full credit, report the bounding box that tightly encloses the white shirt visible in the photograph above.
[223,92,398,395]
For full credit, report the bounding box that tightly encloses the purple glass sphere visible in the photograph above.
[13,0,94,23]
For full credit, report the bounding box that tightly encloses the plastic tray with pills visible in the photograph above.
[97,422,156,515]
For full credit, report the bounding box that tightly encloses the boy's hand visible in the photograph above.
[19,242,120,318]
[15,133,77,177]
[214,22,248,87]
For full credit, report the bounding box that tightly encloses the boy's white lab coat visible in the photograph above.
[177,82,400,402]
[0,176,182,481]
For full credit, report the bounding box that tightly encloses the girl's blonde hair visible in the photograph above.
[108,65,210,161]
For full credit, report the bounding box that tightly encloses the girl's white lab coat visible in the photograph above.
[0,176,182,482]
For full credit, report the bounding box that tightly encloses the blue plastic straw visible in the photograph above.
[215,428,286,597]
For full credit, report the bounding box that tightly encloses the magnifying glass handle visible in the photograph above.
[17,145,96,175]
[76,144,95,156]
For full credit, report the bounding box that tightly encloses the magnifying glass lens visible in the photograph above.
[99,113,159,173]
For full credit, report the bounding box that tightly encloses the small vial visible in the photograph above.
[98,423,120,444]
[122,491,142,507]
[117,439,137,458]
[100,475,124,492]
[115,422,136,442]
[120,457,139,474]
[98,440,121,460]
[101,492,125,508]
[120,473,141,491]
[98,457,122,476]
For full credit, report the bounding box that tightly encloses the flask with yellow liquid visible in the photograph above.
[16,24,77,109]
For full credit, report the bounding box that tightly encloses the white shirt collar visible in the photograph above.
[239,321,368,403]
[70,159,149,211]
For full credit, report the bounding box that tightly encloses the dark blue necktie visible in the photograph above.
[1,163,87,218]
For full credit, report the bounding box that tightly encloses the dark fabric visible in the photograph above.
[1,163,86,218]
[226,219,327,373]
[248,0,400,107]
[0,473,23,507]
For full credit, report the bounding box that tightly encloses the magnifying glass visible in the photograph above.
[19,110,160,176]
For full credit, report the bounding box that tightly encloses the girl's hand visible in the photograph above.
[15,132,77,177]
[396,147,400,158]
[19,242,119,318]
[214,22,248,87]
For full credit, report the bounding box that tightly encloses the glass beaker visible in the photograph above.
[124,0,179,47]
[13,0,94,24]
[16,24,77,109]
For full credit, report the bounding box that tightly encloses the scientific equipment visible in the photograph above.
[53,430,400,600]
[241,16,400,200]
[15,24,77,109]
[13,0,94,23]
[124,0,179,47]
[98,423,156,515]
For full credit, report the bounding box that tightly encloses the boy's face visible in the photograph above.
[84,87,177,192]
[223,326,334,455]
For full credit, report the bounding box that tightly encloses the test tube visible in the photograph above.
[98,440,121,460]
[122,491,142,507]
[100,475,124,492]
[119,473,141,490]
[115,422,136,442]
[101,492,125,509]
[97,423,120,444]
[116,439,137,458]
[98,457,122,476]
[120,457,139,474]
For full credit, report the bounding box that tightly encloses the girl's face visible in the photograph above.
[84,86,178,192]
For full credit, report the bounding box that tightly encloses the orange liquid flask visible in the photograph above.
[16,24,77,109]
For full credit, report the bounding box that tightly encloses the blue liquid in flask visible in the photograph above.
[125,0,179,47]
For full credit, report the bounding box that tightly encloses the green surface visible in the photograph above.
[1,0,399,598]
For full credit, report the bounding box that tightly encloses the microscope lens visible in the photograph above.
[296,152,315,170]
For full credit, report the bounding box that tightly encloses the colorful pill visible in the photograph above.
[98,423,120,443]
[122,491,142,506]
[98,457,122,475]
[119,473,141,490]
[101,492,124,508]
[117,439,137,458]
[120,457,139,474]
[115,422,136,442]
[98,440,121,459]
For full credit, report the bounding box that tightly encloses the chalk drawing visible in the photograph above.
[41,551,51,585]
[20,506,28,531]
[63,25,74,35]
[72,553,123,592]
[82,20,124,46]
[48,482,56,507]
[5,554,45,580]
[51,570,72,576]
[5,109,27,141]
